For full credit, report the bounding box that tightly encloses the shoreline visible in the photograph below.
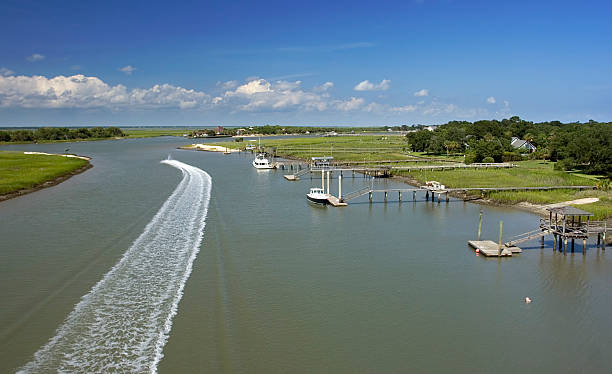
[0,160,93,203]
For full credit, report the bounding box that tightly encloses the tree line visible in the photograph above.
[0,127,124,142]
[405,117,611,176]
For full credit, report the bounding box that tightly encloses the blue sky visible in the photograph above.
[0,0,611,126]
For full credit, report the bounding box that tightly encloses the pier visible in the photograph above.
[503,206,607,254]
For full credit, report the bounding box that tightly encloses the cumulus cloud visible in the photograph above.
[0,67,14,76]
[414,89,429,97]
[354,79,390,91]
[390,105,418,112]
[335,97,364,111]
[26,54,45,62]
[119,65,136,75]
[217,78,333,112]
[313,81,334,92]
[486,96,496,104]
[0,74,210,109]
[216,80,239,90]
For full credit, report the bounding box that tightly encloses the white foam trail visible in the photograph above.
[19,160,212,374]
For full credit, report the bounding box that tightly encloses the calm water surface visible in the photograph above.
[1,137,611,373]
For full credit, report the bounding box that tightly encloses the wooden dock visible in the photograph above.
[468,240,522,257]
[326,194,347,207]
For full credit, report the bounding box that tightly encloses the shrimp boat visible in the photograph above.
[252,153,275,169]
[306,187,329,205]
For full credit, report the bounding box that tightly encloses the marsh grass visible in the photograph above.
[212,135,456,162]
[0,151,88,194]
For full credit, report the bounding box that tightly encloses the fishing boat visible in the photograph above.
[252,153,275,169]
[306,187,329,205]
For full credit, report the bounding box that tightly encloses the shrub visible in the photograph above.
[482,156,495,163]
[502,151,523,162]
[464,153,477,164]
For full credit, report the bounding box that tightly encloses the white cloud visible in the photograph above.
[354,79,390,91]
[414,89,429,97]
[216,80,239,90]
[0,74,210,109]
[220,78,329,111]
[390,105,417,112]
[0,68,14,76]
[26,54,45,62]
[486,96,496,104]
[335,97,364,111]
[313,81,334,92]
[119,65,136,75]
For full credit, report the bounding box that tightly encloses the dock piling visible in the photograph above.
[477,211,483,241]
[498,221,504,256]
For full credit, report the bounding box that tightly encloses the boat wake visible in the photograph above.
[18,160,212,373]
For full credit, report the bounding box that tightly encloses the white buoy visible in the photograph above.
[525,297,532,304]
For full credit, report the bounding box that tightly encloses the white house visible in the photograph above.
[511,137,537,153]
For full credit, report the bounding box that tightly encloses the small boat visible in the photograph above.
[252,153,275,169]
[306,187,329,205]
[223,146,231,154]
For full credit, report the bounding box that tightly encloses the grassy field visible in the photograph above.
[122,128,195,138]
[214,135,461,162]
[0,151,89,195]
[397,160,611,219]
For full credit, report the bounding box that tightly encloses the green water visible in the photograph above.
[1,137,611,373]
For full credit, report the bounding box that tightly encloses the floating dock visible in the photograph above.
[468,240,522,257]
[326,195,347,207]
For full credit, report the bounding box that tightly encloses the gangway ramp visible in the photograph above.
[504,228,551,247]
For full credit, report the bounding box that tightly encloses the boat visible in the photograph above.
[252,153,275,169]
[306,187,329,205]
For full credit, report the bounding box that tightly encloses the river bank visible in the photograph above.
[0,151,92,202]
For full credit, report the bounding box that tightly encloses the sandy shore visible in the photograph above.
[180,144,240,152]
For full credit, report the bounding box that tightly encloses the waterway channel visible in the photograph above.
[1,137,611,373]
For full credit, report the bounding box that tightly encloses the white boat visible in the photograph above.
[306,187,329,205]
[252,153,275,169]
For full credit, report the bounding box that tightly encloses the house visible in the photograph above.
[215,125,224,135]
[511,137,537,153]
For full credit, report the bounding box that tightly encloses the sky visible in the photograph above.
[0,0,611,126]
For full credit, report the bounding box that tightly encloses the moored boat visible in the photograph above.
[252,153,275,169]
[306,187,329,205]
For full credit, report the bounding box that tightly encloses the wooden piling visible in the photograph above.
[583,238,586,254]
[477,211,483,241]
[571,238,575,252]
[413,191,416,202]
[564,238,567,255]
[553,234,557,251]
[398,191,402,201]
[498,221,504,256]
[384,191,388,201]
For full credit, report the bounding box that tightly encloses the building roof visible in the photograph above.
[312,156,334,161]
[546,206,594,216]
